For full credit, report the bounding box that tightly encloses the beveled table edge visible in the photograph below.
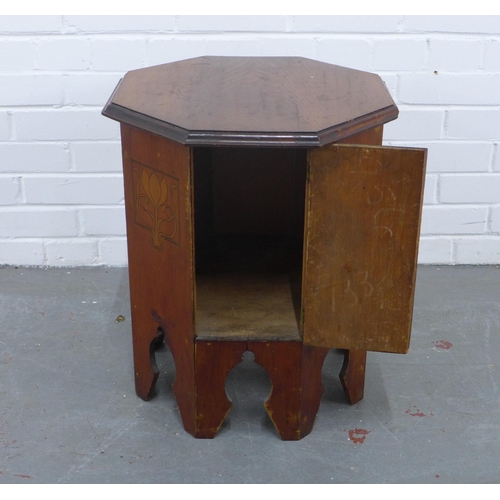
[102,81,399,148]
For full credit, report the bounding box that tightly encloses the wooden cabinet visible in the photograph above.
[103,56,426,440]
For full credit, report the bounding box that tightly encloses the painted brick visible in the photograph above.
[373,39,427,71]
[0,15,63,34]
[417,237,453,264]
[65,73,123,106]
[90,39,147,71]
[0,143,70,173]
[316,39,371,71]
[0,19,499,266]
[383,109,444,141]
[98,238,128,266]
[0,74,64,106]
[37,38,90,70]
[292,15,401,33]
[0,40,35,71]
[421,206,488,235]
[393,142,492,173]
[0,111,9,140]
[64,15,175,33]
[484,39,500,71]
[440,174,500,204]
[399,74,500,105]
[80,207,126,236]
[446,109,500,140]
[24,175,124,205]
[205,37,266,57]
[176,16,287,32]
[259,37,316,58]
[148,38,207,66]
[205,36,317,58]
[0,209,78,237]
[14,109,119,141]
[428,39,482,72]
[423,174,438,204]
[0,177,20,205]
[491,206,500,233]
[45,239,97,267]
[455,237,500,264]
[0,240,45,266]
[71,142,122,172]
[403,16,500,34]
[380,74,397,99]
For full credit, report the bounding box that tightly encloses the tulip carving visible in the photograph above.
[135,167,178,250]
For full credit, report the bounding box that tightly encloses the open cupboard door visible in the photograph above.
[302,144,427,354]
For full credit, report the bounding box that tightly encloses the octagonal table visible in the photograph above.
[103,56,427,440]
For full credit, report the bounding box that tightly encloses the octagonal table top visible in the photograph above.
[102,56,398,147]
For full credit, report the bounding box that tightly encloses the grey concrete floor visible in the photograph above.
[0,265,499,484]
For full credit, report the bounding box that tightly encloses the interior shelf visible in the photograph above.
[195,271,301,341]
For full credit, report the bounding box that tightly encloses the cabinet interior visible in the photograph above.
[193,147,307,341]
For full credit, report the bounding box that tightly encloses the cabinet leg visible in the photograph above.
[249,341,328,440]
[130,308,198,435]
[186,340,329,440]
[132,323,164,401]
[300,345,330,436]
[193,340,247,439]
[339,349,367,405]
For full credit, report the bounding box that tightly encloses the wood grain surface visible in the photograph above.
[108,56,428,440]
[249,341,328,440]
[329,125,383,404]
[121,124,197,433]
[103,56,398,146]
[303,144,427,353]
[196,273,301,341]
[339,349,367,404]
[193,340,247,438]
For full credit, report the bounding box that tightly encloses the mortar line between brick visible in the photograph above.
[7,110,14,141]
[17,176,26,204]
[486,207,493,233]
[92,240,99,265]
[0,31,497,39]
[76,208,85,237]
[42,241,48,265]
[490,143,498,172]
[450,239,458,263]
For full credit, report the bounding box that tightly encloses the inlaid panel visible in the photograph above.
[131,160,180,250]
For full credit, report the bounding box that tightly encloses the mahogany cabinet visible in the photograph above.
[102,56,427,440]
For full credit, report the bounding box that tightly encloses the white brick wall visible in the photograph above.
[0,15,499,266]
[0,111,9,140]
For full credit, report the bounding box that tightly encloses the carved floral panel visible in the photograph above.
[132,160,180,250]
